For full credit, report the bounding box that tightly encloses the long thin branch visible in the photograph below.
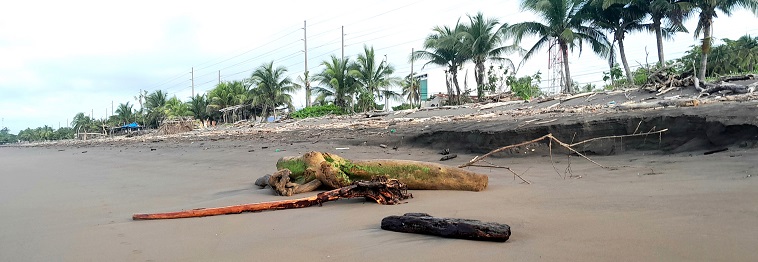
[569,129,669,147]
[458,134,550,168]
[469,162,531,184]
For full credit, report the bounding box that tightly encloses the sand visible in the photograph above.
[2,135,757,261]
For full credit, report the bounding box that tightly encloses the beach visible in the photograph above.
[2,131,757,261]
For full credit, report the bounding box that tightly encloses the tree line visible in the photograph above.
[5,0,757,143]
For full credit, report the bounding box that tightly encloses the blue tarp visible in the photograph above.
[121,122,140,129]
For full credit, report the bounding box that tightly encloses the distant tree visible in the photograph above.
[461,12,519,101]
[248,61,299,121]
[401,73,421,108]
[0,127,17,144]
[677,35,758,76]
[588,0,647,83]
[164,96,192,119]
[351,45,399,111]
[413,22,468,104]
[691,0,758,80]
[143,90,169,128]
[511,0,610,93]
[604,0,693,65]
[206,80,251,122]
[71,112,94,134]
[114,102,135,125]
[188,94,209,120]
[313,55,359,109]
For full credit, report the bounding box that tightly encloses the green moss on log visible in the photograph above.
[276,158,310,183]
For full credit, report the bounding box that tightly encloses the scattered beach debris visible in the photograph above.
[381,213,510,242]
[261,151,488,196]
[133,176,411,220]
[439,148,450,155]
[616,99,700,110]
[703,148,728,155]
[157,118,195,135]
[379,144,388,148]
[440,154,457,161]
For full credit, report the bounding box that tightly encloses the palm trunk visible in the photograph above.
[451,68,462,105]
[653,17,665,66]
[475,61,485,101]
[698,17,712,81]
[445,70,454,105]
[305,83,311,108]
[618,35,633,84]
[560,42,572,94]
[261,105,268,123]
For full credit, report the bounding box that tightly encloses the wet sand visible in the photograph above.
[2,138,757,261]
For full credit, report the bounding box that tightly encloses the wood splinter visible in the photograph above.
[133,177,411,220]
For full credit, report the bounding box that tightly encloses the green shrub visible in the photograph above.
[290,105,347,119]
[507,72,542,100]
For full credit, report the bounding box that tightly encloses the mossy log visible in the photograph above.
[133,177,411,220]
[381,213,511,242]
[273,151,488,196]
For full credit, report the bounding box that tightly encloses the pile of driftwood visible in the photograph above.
[695,75,758,97]
[645,68,757,96]
[157,118,195,135]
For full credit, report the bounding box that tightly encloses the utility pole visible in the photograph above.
[191,67,195,97]
[218,70,221,85]
[341,26,344,63]
[111,101,114,119]
[304,20,311,107]
[383,54,389,112]
[411,48,416,107]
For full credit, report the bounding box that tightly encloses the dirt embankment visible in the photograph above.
[406,101,758,156]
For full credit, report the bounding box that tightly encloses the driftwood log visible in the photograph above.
[133,177,411,220]
[616,99,700,110]
[263,151,488,196]
[381,213,511,242]
[701,82,752,95]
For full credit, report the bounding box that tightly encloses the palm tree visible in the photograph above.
[350,45,399,110]
[691,0,758,80]
[350,45,399,111]
[188,94,209,121]
[71,112,92,134]
[588,0,647,83]
[511,0,611,93]
[298,71,312,108]
[143,90,169,128]
[248,61,299,121]
[145,90,168,111]
[461,12,519,101]
[206,80,251,121]
[164,96,192,119]
[401,74,421,108]
[313,55,359,109]
[413,22,468,105]
[605,0,692,66]
[114,102,135,125]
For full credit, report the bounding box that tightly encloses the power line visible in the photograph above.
[194,26,303,70]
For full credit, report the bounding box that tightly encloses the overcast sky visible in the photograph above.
[1,0,756,133]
